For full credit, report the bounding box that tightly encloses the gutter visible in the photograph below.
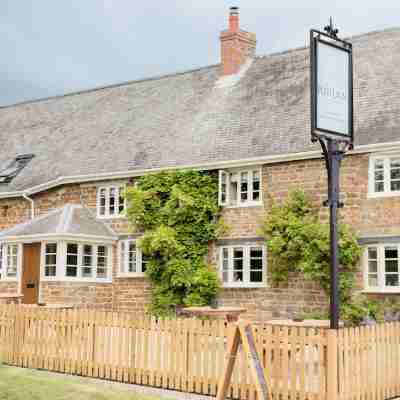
[0,140,399,200]
[22,193,35,219]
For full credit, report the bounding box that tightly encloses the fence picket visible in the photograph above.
[1,305,400,400]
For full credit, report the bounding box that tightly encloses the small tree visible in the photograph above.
[125,170,221,316]
[260,189,361,309]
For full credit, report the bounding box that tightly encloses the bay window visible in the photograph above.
[369,156,400,196]
[41,241,111,282]
[219,168,262,207]
[364,244,400,291]
[219,245,266,287]
[97,185,125,218]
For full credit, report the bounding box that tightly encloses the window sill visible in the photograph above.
[361,289,400,294]
[221,202,263,209]
[116,273,146,279]
[222,283,267,289]
[41,277,112,284]
[96,214,126,220]
[0,277,18,282]
[367,192,400,199]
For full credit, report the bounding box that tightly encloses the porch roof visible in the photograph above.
[0,204,117,242]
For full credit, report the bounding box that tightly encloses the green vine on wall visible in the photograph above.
[125,170,221,316]
[260,189,369,324]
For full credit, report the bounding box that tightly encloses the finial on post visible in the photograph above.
[324,16,339,38]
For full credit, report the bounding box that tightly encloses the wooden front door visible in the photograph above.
[21,243,41,304]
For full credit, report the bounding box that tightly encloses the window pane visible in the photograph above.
[385,275,399,287]
[46,243,57,254]
[250,248,263,259]
[229,179,237,205]
[141,255,148,273]
[6,245,17,276]
[46,254,57,265]
[252,171,260,201]
[45,266,56,277]
[233,271,243,282]
[375,170,384,181]
[368,274,378,287]
[385,247,398,259]
[67,243,78,254]
[109,188,116,215]
[240,172,248,202]
[368,247,377,260]
[232,247,243,282]
[390,159,400,168]
[99,188,106,216]
[391,169,400,180]
[250,271,263,283]
[385,260,398,273]
[128,242,137,273]
[375,182,384,192]
[118,188,125,214]
[391,181,400,191]
[66,243,78,277]
[220,172,227,204]
[368,260,377,273]
[96,245,107,279]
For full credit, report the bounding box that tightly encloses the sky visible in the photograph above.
[1,0,400,107]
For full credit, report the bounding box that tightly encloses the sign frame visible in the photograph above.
[310,29,354,148]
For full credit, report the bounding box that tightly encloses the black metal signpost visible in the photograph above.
[310,19,354,329]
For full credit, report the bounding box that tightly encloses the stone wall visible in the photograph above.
[0,152,399,318]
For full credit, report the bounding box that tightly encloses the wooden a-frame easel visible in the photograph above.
[183,307,270,400]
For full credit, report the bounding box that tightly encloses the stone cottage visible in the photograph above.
[0,8,400,320]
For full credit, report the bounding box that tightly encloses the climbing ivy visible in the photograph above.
[125,170,221,316]
[260,189,364,323]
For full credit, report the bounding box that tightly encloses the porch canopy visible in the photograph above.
[0,204,117,243]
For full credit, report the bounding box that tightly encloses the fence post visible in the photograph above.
[327,329,339,400]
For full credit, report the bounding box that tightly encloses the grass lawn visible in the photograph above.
[0,365,172,400]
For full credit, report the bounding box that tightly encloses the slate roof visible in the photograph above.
[0,27,400,194]
[0,204,116,240]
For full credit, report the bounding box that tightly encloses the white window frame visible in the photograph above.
[363,244,400,293]
[118,239,146,278]
[218,168,262,207]
[40,241,112,283]
[0,243,22,282]
[368,154,400,198]
[219,245,266,288]
[97,185,126,218]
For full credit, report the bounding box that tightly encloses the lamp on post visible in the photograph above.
[310,19,354,329]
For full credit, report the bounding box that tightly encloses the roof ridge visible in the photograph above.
[0,64,219,110]
[1,25,399,110]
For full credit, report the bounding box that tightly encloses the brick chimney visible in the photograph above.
[220,7,256,76]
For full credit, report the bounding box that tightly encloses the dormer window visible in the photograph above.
[219,168,262,207]
[0,154,34,184]
[97,185,126,218]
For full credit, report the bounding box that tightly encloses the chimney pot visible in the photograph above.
[229,7,239,32]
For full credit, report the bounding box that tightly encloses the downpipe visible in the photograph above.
[22,193,35,219]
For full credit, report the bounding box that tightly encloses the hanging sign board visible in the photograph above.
[310,30,353,145]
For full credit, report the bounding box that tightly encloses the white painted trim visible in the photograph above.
[96,185,127,219]
[363,243,400,292]
[1,141,400,200]
[219,244,267,288]
[117,238,146,277]
[0,233,117,244]
[368,153,400,197]
[218,166,263,208]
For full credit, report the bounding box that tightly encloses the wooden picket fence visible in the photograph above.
[0,305,399,400]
